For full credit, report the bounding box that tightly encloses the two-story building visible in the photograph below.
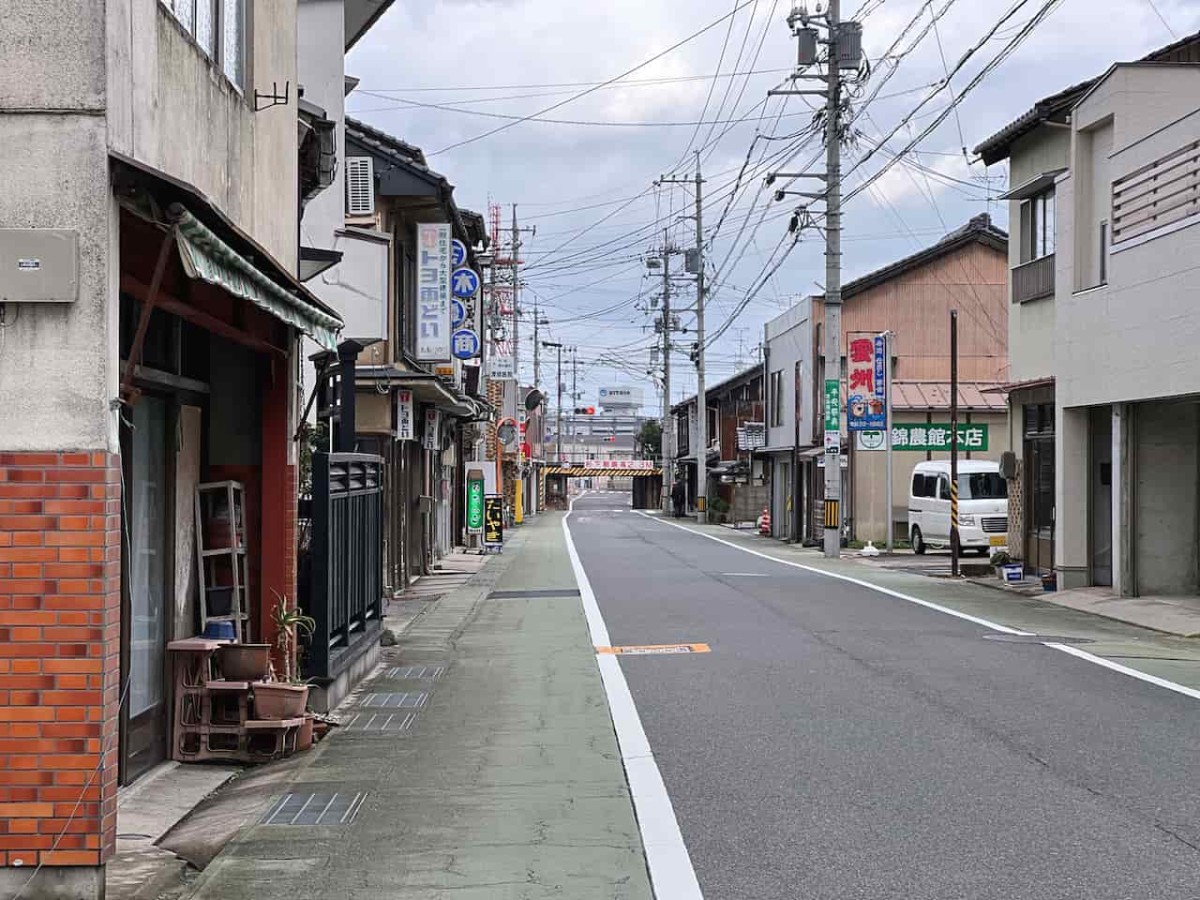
[0,2,348,894]
[761,215,1011,544]
[672,366,767,525]
[976,32,1200,595]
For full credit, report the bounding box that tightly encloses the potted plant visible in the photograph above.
[217,641,271,681]
[251,592,314,721]
[991,550,1023,584]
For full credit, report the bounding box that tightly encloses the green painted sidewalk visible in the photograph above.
[186,514,651,900]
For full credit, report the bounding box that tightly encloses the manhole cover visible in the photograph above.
[358,691,428,709]
[488,589,581,599]
[384,665,446,680]
[982,633,1094,644]
[339,711,416,733]
[261,791,367,826]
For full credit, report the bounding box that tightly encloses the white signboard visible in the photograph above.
[598,386,643,408]
[855,430,886,451]
[416,223,451,361]
[423,409,440,451]
[396,390,415,441]
[490,354,515,379]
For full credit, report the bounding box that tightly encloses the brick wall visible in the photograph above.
[0,452,121,869]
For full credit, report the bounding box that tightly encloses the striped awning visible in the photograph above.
[170,204,342,350]
[544,467,662,477]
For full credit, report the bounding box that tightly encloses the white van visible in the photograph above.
[908,460,1008,556]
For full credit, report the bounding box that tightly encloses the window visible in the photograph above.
[161,0,245,91]
[1098,219,1108,285]
[961,473,1007,500]
[937,475,950,501]
[1019,190,1055,262]
[911,473,926,497]
[769,370,783,427]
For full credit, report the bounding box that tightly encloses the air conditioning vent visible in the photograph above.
[345,157,375,216]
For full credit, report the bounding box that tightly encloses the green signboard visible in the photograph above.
[888,423,988,452]
[466,473,485,534]
[824,379,840,432]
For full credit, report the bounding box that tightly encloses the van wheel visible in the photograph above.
[912,526,926,555]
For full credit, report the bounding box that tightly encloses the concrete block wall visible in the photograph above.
[0,452,121,882]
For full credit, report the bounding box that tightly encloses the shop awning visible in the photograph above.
[355,365,477,416]
[170,204,342,351]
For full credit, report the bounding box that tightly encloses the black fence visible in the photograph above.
[306,452,383,679]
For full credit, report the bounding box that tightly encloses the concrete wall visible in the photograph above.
[1134,400,1199,595]
[1057,66,1200,409]
[298,0,347,254]
[108,0,299,266]
[314,228,390,340]
[1006,126,1070,385]
[0,2,116,452]
[763,298,813,452]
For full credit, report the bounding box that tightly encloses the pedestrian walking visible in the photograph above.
[670,479,686,519]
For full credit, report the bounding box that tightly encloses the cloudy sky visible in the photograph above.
[346,0,1200,410]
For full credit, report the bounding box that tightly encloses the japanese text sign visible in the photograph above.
[847,333,886,431]
[484,494,504,545]
[416,223,451,361]
[888,423,988,451]
[466,471,485,534]
[395,390,414,441]
[423,409,441,451]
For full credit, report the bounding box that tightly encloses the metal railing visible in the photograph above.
[1012,254,1055,303]
[306,452,383,679]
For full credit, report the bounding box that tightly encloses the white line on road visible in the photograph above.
[565,496,703,900]
[641,513,1200,707]
[721,572,769,577]
[639,512,1030,636]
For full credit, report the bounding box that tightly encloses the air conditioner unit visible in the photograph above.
[345,157,375,216]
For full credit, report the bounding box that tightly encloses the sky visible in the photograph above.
[346,0,1200,412]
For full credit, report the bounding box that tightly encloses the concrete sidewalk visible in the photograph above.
[646,513,1200,691]
[183,514,651,900]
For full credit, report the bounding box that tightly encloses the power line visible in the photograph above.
[359,67,796,95]
[429,0,762,156]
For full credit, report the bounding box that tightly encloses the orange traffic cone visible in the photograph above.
[758,506,771,536]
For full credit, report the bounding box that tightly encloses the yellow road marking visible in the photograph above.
[597,643,711,655]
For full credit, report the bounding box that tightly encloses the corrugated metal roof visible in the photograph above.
[891,381,1007,411]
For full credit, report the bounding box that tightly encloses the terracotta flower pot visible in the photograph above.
[217,644,271,681]
[252,682,309,720]
[297,713,315,751]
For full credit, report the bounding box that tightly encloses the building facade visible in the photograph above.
[976,33,1200,589]
[762,215,1011,544]
[0,2,344,894]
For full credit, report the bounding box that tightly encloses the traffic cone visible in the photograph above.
[758,506,771,536]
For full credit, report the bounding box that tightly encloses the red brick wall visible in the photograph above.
[0,452,121,869]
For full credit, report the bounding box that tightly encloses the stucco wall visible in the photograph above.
[298,0,347,254]
[0,2,115,451]
[108,0,299,267]
[1134,400,1199,595]
[763,299,812,452]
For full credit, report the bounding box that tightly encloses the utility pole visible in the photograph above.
[533,296,541,392]
[542,341,564,462]
[660,232,674,514]
[693,152,707,524]
[570,348,578,464]
[950,309,960,576]
[657,155,707,522]
[821,0,844,559]
[511,206,520,386]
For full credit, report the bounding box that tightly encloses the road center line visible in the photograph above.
[640,512,1200,706]
[565,497,703,900]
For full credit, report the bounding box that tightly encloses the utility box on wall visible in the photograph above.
[0,229,78,303]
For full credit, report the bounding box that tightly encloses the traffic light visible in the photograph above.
[573,406,595,415]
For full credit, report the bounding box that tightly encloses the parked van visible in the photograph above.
[908,460,1008,555]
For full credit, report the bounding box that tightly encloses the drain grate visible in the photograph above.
[983,633,1095,644]
[488,589,581,599]
[383,665,446,680]
[358,691,428,709]
[339,711,416,733]
[261,791,367,826]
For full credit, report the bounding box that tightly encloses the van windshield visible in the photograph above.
[961,473,1007,500]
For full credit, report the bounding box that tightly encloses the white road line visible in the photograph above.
[721,572,769,577]
[565,497,703,900]
[642,512,1200,706]
[639,512,1030,637]
[1046,643,1200,702]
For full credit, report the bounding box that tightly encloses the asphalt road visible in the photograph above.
[567,492,1200,900]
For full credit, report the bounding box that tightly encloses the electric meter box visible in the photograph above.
[0,229,79,303]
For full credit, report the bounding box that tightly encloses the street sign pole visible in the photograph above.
[884,330,894,552]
